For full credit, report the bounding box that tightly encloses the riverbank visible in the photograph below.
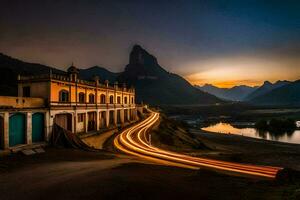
[191,129,300,170]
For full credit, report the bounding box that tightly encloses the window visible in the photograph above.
[100,94,106,104]
[78,113,85,122]
[23,86,30,97]
[109,95,114,104]
[124,97,127,104]
[59,90,69,102]
[78,92,85,103]
[117,96,121,104]
[89,94,95,103]
[131,97,134,104]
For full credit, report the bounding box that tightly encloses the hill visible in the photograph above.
[248,80,300,106]
[196,84,257,101]
[118,45,222,105]
[79,66,119,82]
[245,80,290,101]
[0,53,65,96]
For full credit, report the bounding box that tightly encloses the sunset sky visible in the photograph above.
[0,0,299,88]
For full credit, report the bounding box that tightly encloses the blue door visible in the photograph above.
[32,113,44,143]
[9,113,25,147]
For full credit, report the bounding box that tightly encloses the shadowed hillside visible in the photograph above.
[245,80,291,101]
[151,114,208,152]
[79,66,120,82]
[249,80,300,106]
[0,53,65,96]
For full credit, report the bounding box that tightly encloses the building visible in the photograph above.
[0,65,138,152]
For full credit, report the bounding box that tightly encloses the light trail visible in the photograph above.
[114,111,283,179]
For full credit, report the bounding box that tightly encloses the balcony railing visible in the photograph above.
[50,101,136,109]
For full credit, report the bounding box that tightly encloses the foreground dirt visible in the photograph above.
[0,147,300,200]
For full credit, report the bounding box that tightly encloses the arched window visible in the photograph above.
[59,90,69,102]
[124,97,127,104]
[89,94,95,103]
[78,92,85,103]
[117,96,121,104]
[109,95,114,104]
[100,94,106,104]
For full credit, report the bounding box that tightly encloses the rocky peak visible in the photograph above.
[263,81,272,86]
[129,44,158,66]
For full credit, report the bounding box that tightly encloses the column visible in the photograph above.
[96,111,100,131]
[26,112,32,145]
[120,109,124,125]
[85,112,88,132]
[134,109,138,120]
[45,111,51,142]
[3,112,9,149]
[73,113,77,133]
[114,110,117,126]
[106,111,109,128]
[126,109,130,122]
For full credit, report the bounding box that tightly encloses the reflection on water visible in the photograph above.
[202,122,300,144]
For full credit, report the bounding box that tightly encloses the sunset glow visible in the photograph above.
[184,56,300,88]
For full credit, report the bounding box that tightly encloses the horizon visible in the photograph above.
[0,49,300,89]
[1,0,299,88]
[1,50,298,89]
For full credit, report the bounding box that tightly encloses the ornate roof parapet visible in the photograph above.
[114,81,119,90]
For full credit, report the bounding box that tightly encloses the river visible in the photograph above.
[202,121,300,144]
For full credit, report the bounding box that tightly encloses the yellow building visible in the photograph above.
[0,65,138,152]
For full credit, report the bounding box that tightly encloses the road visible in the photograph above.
[114,111,283,179]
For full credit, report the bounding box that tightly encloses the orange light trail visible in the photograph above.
[114,111,283,179]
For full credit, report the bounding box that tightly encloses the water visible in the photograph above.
[202,121,300,144]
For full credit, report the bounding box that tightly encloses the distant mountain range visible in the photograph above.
[248,80,300,106]
[243,80,291,101]
[196,84,257,101]
[196,79,300,106]
[1,46,299,106]
[0,45,222,105]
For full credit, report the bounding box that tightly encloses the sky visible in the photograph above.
[0,0,299,88]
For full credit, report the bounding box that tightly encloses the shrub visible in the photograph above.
[255,119,268,130]
[255,118,296,135]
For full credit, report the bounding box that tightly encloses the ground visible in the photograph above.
[1,129,300,200]
[191,129,300,171]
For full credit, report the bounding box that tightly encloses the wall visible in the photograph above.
[0,96,45,108]
[18,81,49,99]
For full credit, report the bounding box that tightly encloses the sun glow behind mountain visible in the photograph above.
[184,56,300,88]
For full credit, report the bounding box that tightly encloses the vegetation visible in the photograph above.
[255,118,297,134]
[151,114,208,152]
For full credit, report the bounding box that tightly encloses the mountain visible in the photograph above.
[0,46,222,105]
[0,53,65,96]
[248,80,300,106]
[118,45,222,105]
[79,66,119,82]
[245,80,291,101]
[196,84,257,101]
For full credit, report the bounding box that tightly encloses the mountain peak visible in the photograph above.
[129,45,158,65]
[263,81,272,86]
